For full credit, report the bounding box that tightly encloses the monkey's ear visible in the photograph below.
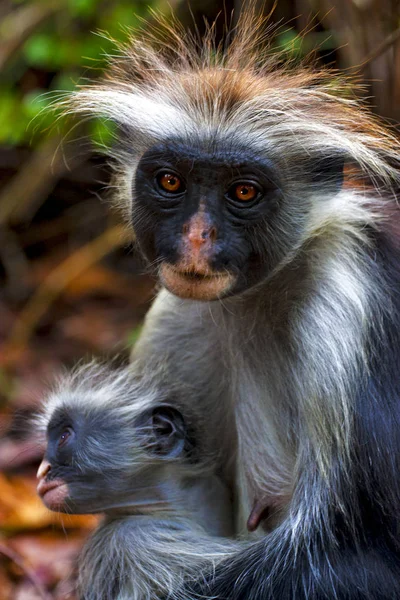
[309,151,345,191]
[148,406,187,458]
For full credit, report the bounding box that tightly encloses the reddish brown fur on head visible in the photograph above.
[70,7,400,196]
[69,6,400,306]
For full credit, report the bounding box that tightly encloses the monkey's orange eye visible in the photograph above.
[157,172,184,194]
[226,181,261,205]
[233,184,257,201]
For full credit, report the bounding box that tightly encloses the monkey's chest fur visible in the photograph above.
[136,265,366,536]
[134,289,298,535]
[225,326,297,534]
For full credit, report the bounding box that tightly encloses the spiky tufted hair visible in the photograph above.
[36,359,226,475]
[37,360,162,433]
[65,7,400,222]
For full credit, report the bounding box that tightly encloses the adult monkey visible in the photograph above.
[69,9,400,600]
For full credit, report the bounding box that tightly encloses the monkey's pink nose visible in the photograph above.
[37,459,51,480]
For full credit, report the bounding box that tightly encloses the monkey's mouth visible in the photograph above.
[160,263,235,301]
[37,478,69,510]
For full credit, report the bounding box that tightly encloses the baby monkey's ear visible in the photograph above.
[142,405,187,458]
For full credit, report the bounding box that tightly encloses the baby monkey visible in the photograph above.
[36,363,240,600]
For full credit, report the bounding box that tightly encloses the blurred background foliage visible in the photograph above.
[1,0,156,146]
[0,0,399,598]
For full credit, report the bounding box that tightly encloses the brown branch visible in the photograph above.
[0,2,62,71]
[0,135,85,227]
[6,225,131,352]
[359,26,400,72]
[0,542,53,600]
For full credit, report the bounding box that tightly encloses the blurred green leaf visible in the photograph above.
[126,325,143,348]
[23,33,55,67]
[275,28,337,58]
[51,72,80,92]
[22,90,50,117]
[100,5,142,36]
[275,29,304,57]
[0,90,26,144]
[2,0,150,147]
[89,118,117,149]
[68,0,97,18]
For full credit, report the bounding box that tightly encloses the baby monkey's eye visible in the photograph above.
[156,172,185,194]
[226,181,261,204]
[58,427,73,448]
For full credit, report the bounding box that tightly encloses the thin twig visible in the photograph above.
[0,542,53,600]
[359,26,400,72]
[6,225,131,351]
[0,2,61,71]
[0,135,84,227]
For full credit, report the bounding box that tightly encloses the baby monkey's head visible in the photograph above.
[36,364,196,515]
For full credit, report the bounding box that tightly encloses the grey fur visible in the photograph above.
[38,362,243,600]
[79,516,240,600]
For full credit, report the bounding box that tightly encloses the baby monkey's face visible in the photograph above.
[37,401,190,515]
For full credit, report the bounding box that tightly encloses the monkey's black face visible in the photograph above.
[134,140,286,300]
[37,407,124,513]
[37,403,190,515]
[133,139,345,301]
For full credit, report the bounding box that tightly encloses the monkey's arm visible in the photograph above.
[78,517,242,600]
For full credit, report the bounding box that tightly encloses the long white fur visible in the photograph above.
[67,88,194,140]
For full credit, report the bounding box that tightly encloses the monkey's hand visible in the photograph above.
[176,531,400,600]
[177,541,266,600]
